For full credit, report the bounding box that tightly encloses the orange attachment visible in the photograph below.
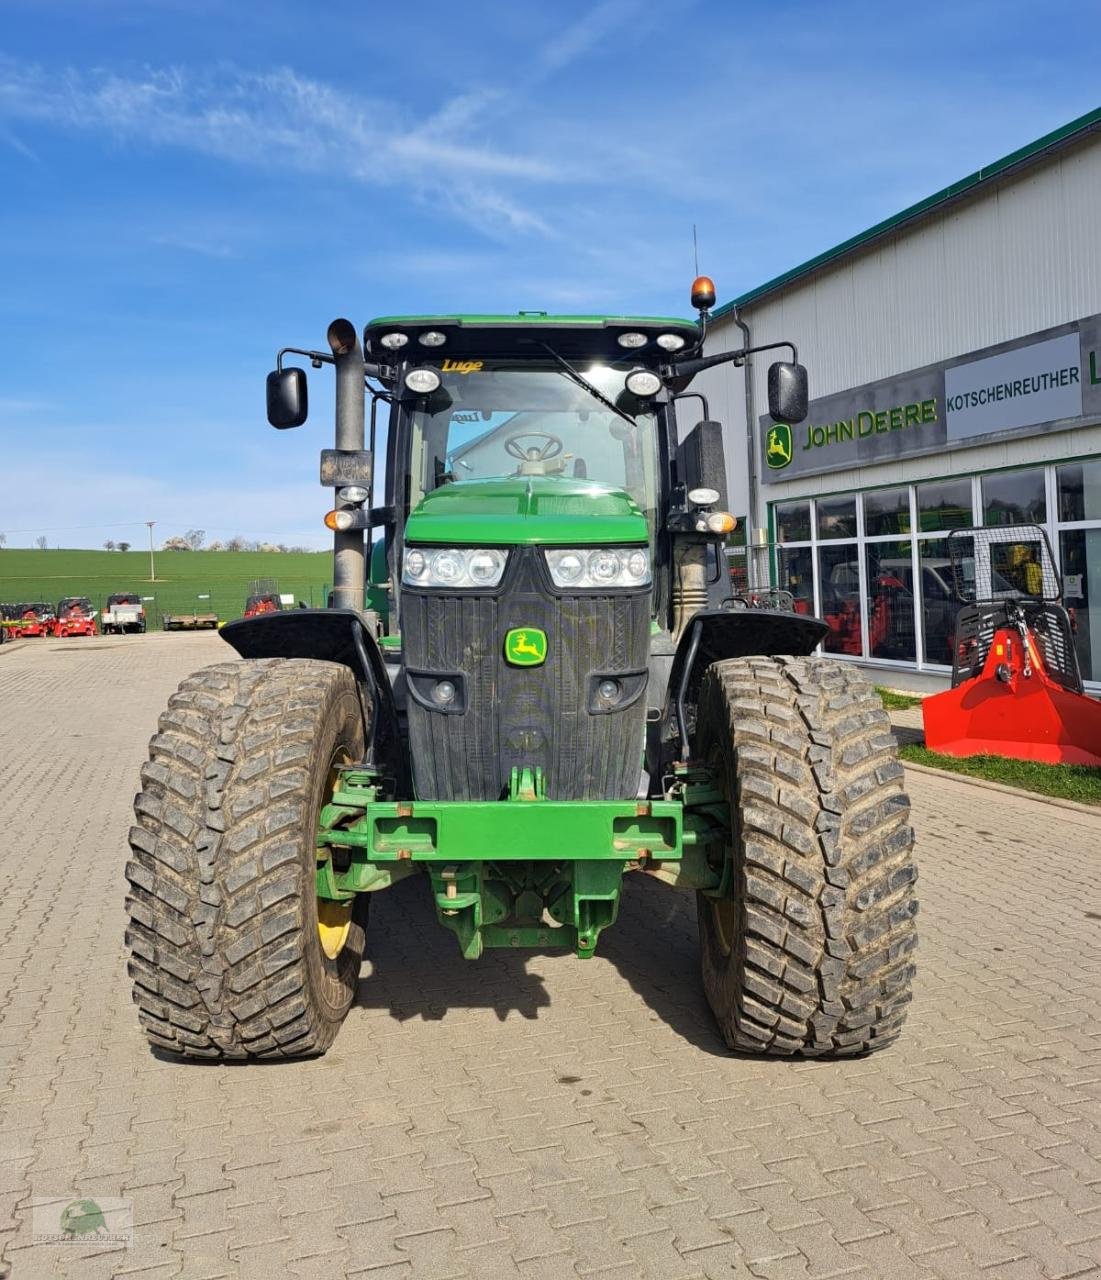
[923,624,1101,766]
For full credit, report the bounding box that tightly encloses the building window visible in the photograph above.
[916,478,973,532]
[816,495,857,540]
[863,487,911,537]
[866,542,916,660]
[1060,529,1101,682]
[918,536,971,664]
[1057,459,1101,523]
[818,543,862,653]
[982,468,1046,525]
[775,500,811,543]
[778,546,814,613]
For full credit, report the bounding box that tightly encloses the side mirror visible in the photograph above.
[677,420,728,509]
[767,361,808,424]
[266,367,308,429]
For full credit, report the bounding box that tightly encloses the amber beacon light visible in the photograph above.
[690,275,716,313]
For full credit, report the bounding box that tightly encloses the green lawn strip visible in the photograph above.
[875,686,924,711]
[0,547,332,630]
[898,744,1101,805]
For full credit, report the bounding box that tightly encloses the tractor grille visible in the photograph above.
[401,548,650,800]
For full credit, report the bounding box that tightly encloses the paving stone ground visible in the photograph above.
[0,632,1099,1280]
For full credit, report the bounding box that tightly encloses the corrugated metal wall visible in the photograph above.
[695,133,1101,525]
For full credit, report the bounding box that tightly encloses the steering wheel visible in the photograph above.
[504,431,564,462]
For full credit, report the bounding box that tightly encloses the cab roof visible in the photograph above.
[363,313,699,362]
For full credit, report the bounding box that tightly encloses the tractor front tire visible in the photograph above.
[696,656,917,1056]
[125,658,368,1059]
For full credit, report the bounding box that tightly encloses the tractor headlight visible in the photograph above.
[625,368,662,397]
[402,547,507,589]
[656,332,686,351]
[545,547,651,589]
[405,368,441,394]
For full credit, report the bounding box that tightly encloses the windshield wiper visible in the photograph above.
[536,341,638,432]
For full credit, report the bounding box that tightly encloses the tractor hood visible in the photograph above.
[404,475,649,546]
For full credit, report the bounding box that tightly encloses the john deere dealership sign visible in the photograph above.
[761,313,1101,484]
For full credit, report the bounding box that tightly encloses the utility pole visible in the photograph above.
[146,521,157,582]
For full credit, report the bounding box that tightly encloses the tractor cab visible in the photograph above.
[369,315,697,632]
[57,596,93,619]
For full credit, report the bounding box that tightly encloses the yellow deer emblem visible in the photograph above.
[766,423,793,469]
[504,627,548,666]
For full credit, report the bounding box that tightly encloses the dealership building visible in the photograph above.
[698,107,1101,689]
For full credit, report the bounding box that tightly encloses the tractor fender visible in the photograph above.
[653,608,829,770]
[220,609,407,785]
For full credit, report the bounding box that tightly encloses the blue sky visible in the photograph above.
[0,0,1097,549]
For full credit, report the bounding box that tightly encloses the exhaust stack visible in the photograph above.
[327,319,366,612]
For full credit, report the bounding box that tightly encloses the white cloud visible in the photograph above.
[149,233,235,259]
[0,59,569,240]
[538,0,644,72]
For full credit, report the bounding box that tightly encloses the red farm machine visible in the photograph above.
[52,596,98,638]
[922,525,1101,766]
[243,592,283,619]
[0,602,54,639]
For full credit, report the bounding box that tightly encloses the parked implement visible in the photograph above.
[102,593,147,635]
[923,525,1101,765]
[52,597,97,638]
[126,285,918,1061]
[243,592,283,618]
[0,602,53,639]
[162,608,219,631]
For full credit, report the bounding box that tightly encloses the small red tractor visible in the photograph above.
[923,525,1101,766]
[52,596,98,638]
[1,602,53,638]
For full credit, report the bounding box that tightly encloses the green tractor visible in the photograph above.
[125,278,917,1060]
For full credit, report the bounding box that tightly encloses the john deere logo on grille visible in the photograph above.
[504,627,547,666]
[766,423,793,469]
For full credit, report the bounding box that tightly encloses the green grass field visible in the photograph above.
[0,548,334,630]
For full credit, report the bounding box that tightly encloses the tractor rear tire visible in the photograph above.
[125,658,369,1059]
[695,656,917,1056]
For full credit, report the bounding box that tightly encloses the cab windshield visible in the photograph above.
[407,361,660,532]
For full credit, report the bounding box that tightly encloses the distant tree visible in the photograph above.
[34,536,47,550]
[162,536,191,551]
[0,532,7,548]
[104,539,116,551]
[184,529,206,550]
[207,540,224,552]
[225,536,246,552]
[117,541,131,552]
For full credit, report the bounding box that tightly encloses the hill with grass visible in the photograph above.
[0,547,334,629]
